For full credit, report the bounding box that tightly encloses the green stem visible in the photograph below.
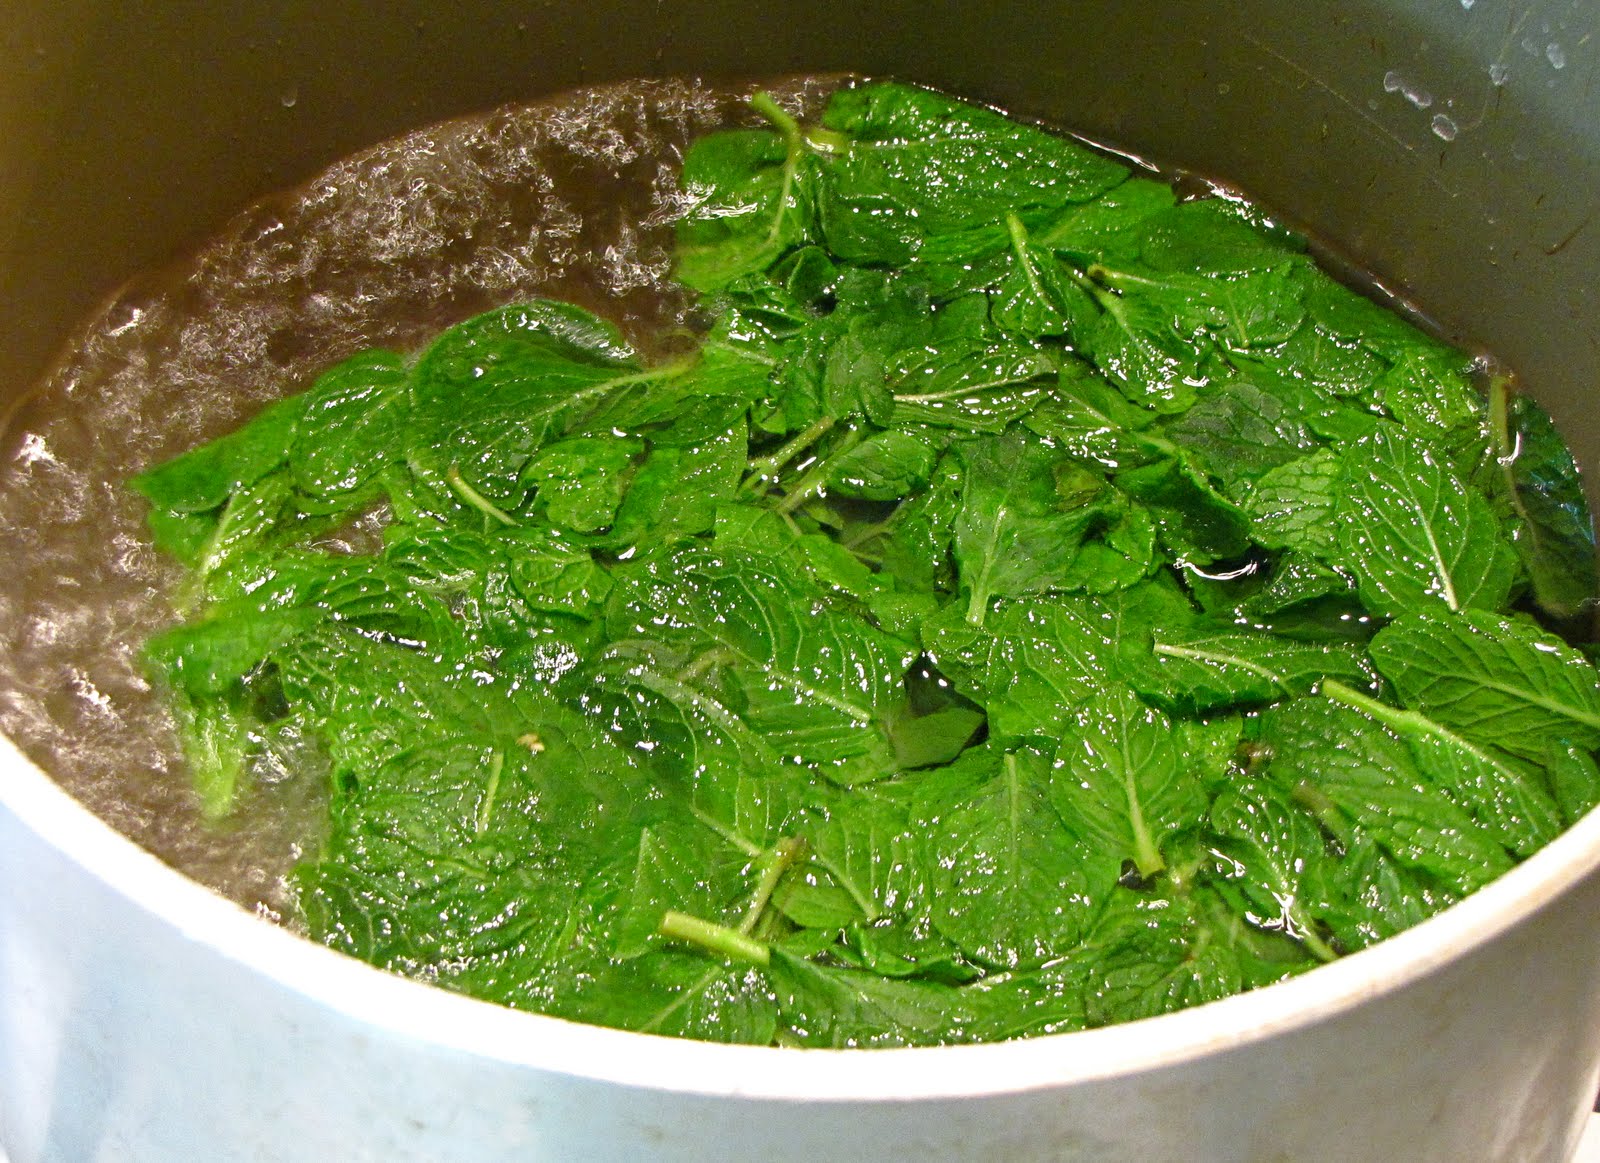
[1321,676,1553,775]
[1004,212,1052,308]
[1298,923,1340,965]
[1488,372,1537,532]
[1321,678,1447,741]
[1290,779,1341,826]
[776,427,866,515]
[474,749,505,836]
[751,89,849,155]
[1489,372,1513,464]
[1066,260,1119,314]
[1152,641,1290,692]
[676,646,735,685]
[446,466,517,527]
[742,415,836,495]
[659,910,772,967]
[750,91,803,147]
[739,836,809,935]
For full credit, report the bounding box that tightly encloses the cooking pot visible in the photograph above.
[5,2,1600,1159]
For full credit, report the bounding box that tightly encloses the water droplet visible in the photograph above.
[1382,71,1433,108]
[280,87,298,109]
[1432,114,1459,141]
[1547,42,1566,69]
[1489,62,1510,85]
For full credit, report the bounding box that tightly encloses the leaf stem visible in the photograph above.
[1004,212,1053,310]
[750,89,849,155]
[750,91,802,147]
[659,909,772,967]
[446,465,518,527]
[1298,924,1340,965]
[1152,640,1289,691]
[776,427,866,515]
[1320,678,1448,741]
[475,748,505,836]
[739,836,809,934]
[1320,677,1536,775]
[1489,372,1538,534]
[676,646,736,685]
[742,415,835,495]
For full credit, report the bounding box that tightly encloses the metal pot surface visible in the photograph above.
[4,2,1600,1159]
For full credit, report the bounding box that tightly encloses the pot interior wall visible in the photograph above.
[3,0,1599,473]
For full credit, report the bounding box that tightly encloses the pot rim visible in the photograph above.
[9,729,1600,1102]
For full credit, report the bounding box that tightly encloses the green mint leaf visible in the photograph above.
[776,782,923,930]
[887,338,1055,433]
[1333,426,1517,616]
[1243,448,1340,556]
[767,949,974,1048]
[1091,262,1307,352]
[820,427,942,501]
[1320,677,1563,857]
[675,100,818,292]
[1134,199,1305,275]
[405,301,642,504]
[817,82,1127,261]
[1209,778,1337,961]
[1115,453,1253,564]
[607,545,916,768]
[291,350,410,500]
[1493,386,1599,619]
[1050,685,1204,876]
[919,748,1106,970]
[1134,627,1376,715]
[1163,379,1318,492]
[952,428,1111,623]
[1368,609,1600,760]
[131,394,305,515]
[1261,697,1514,895]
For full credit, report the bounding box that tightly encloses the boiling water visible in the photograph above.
[0,77,839,918]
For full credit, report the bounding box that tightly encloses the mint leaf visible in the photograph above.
[676,95,819,292]
[1333,426,1517,616]
[919,748,1106,970]
[818,82,1128,259]
[1050,686,1204,876]
[130,81,1600,1050]
[406,301,642,504]
[952,428,1109,623]
[1368,610,1600,760]
[767,950,974,1048]
[1261,697,1514,895]
[1493,385,1599,619]
[1243,449,1340,556]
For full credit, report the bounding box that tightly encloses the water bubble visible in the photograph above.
[1489,62,1509,85]
[1431,114,1459,141]
[1382,70,1433,109]
[280,87,299,109]
[1547,42,1566,69]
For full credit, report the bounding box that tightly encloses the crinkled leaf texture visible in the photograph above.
[132,78,1600,1050]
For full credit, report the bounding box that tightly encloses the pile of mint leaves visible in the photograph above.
[133,81,1600,1047]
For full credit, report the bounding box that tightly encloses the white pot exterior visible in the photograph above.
[5,729,1600,1162]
